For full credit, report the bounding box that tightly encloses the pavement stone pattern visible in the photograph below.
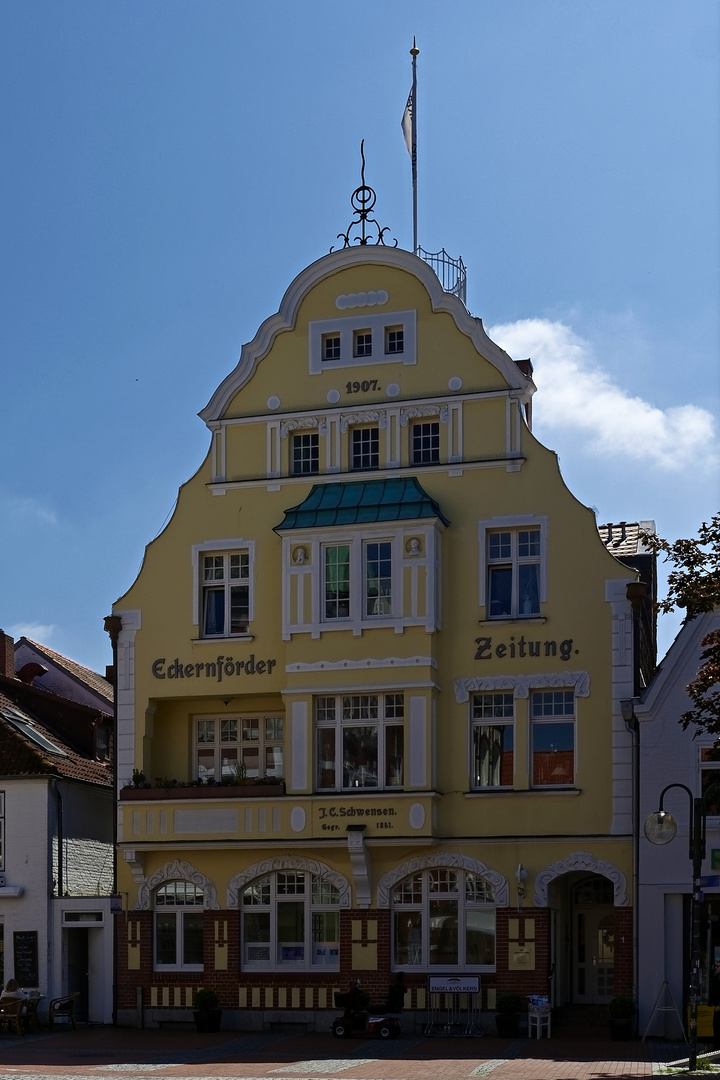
[0,1027,709,1080]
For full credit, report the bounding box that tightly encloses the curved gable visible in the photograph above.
[199,247,534,425]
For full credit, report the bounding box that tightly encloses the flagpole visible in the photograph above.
[410,39,419,254]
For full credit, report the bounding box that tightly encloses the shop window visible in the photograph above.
[154,881,204,971]
[411,420,440,465]
[351,426,379,470]
[392,868,495,971]
[201,551,251,637]
[471,693,514,789]
[292,432,319,476]
[315,693,404,791]
[701,747,720,815]
[241,871,339,970]
[531,690,575,787]
[196,715,283,783]
[487,528,541,618]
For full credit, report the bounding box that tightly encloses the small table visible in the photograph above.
[22,996,44,1032]
[528,1004,551,1038]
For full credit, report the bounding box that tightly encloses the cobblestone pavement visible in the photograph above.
[0,1027,710,1080]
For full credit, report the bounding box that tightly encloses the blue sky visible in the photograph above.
[1,1,718,674]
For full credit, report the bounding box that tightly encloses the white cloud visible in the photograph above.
[8,622,56,643]
[488,318,717,471]
[3,493,58,525]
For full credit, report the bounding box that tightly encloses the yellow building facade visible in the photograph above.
[112,239,638,1029]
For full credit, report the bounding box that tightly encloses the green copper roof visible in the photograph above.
[275,477,450,531]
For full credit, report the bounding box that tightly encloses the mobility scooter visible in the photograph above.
[331,979,403,1040]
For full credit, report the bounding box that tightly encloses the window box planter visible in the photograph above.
[120,783,285,801]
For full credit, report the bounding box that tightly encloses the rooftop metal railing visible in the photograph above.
[416,246,467,305]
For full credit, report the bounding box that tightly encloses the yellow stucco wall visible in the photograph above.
[114,247,634,910]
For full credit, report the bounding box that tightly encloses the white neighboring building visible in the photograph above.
[637,609,720,1038]
[0,631,115,1025]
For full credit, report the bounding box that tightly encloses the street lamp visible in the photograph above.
[644,783,706,1071]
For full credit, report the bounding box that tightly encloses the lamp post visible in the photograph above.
[644,783,706,1071]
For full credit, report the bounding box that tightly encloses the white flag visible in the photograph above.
[401,89,414,155]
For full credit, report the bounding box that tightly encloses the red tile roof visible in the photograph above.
[16,638,113,704]
[0,688,112,787]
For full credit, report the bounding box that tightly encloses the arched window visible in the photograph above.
[154,881,204,971]
[392,868,495,970]
[241,871,340,970]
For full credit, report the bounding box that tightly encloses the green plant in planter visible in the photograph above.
[193,988,220,1011]
[494,992,525,1038]
[608,995,637,1019]
[496,992,525,1014]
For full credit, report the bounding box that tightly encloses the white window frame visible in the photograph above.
[191,539,255,639]
[353,328,373,358]
[153,881,204,972]
[411,419,440,465]
[241,871,340,972]
[530,689,576,789]
[315,692,405,792]
[291,431,319,476]
[350,425,380,471]
[470,693,514,790]
[308,311,417,373]
[478,516,548,619]
[391,867,496,972]
[195,713,284,784]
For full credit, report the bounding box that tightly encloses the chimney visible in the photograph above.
[514,358,534,431]
[0,631,15,679]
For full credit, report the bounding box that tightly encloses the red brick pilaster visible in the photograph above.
[493,907,551,998]
[613,907,634,997]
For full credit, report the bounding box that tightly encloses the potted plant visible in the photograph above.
[495,991,524,1038]
[608,995,636,1041]
[193,987,222,1033]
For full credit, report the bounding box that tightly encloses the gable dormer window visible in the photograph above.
[353,330,372,358]
[385,326,404,354]
[322,334,341,362]
[308,311,417,373]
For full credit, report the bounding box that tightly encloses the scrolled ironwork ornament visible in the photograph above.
[332,140,397,251]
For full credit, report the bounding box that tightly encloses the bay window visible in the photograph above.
[324,545,350,619]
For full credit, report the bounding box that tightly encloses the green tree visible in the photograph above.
[645,515,720,734]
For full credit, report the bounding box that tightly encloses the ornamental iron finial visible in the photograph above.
[333,141,397,251]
